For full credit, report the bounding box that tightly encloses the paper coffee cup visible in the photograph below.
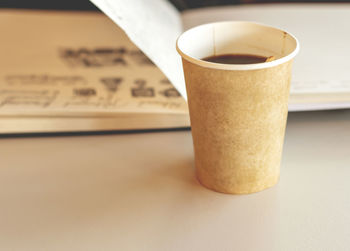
[176,21,299,194]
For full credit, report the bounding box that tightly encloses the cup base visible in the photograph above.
[196,170,280,195]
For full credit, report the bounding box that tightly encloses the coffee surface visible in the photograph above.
[202,54,268,64]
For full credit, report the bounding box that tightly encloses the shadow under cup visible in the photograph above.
[176,22,299,194]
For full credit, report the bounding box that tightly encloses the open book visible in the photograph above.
[1,3,350,133]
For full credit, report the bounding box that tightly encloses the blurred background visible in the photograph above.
[1,0,349,131]
[1,0,349,11]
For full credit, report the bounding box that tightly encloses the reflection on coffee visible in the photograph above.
[202,54,270,64]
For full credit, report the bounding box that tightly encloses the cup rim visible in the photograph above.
[176,21,300,71]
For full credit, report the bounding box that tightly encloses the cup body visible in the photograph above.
[177,22,299,194]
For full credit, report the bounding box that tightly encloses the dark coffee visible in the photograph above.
[202,53,268,64]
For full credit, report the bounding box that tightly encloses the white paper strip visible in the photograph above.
[90,0,187,99]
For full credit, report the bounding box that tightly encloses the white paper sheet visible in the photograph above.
[90,0,187,99]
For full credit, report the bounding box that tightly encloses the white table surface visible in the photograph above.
[1,110,350,251]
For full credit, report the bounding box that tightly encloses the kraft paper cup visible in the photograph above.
[176,21,299,194]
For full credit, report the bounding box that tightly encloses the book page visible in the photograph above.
[0,10,188,117]
[89,0,187,99]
